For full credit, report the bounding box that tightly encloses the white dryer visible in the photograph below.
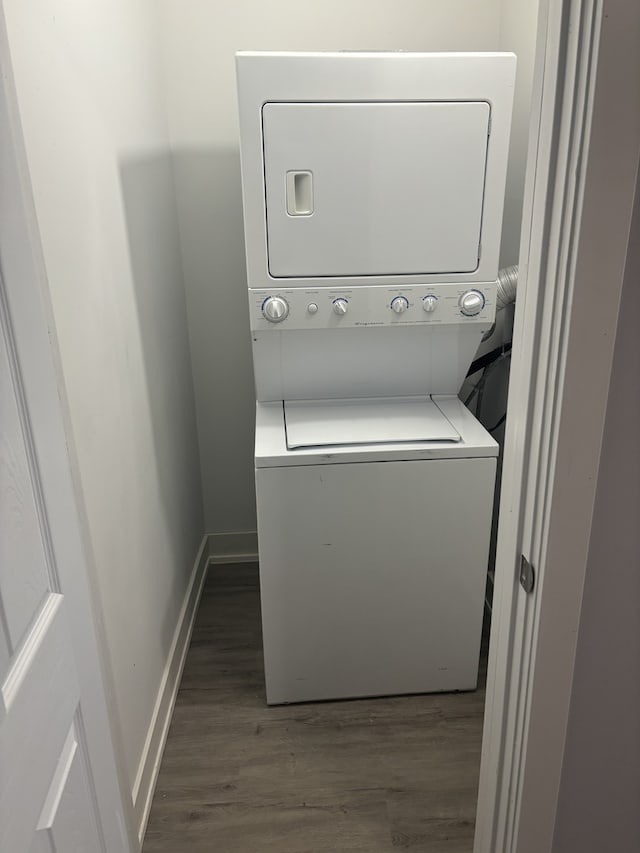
[236,51,515,704]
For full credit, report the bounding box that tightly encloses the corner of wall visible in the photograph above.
[208,530,258,564]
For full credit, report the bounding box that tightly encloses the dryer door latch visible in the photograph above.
[519,554,535,594]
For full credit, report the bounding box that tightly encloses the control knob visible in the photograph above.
[422,295,438,313]
[459,289,485,317]
[262,296,289,323]
[333,298,349,316]
[391,296,409,314]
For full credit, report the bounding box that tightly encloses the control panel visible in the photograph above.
[249,283,496,331]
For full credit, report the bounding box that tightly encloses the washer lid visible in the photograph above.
[284,396,460,449]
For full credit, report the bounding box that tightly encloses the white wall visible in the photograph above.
[158,0,503,535]
[2,0,203,807]
[552,174,640,853]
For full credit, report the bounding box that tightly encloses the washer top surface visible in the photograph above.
[285,396,460,449]
[256,395,499,468]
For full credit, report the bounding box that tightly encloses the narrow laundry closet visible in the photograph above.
[0,1,545,851]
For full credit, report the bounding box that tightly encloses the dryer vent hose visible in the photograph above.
[496,264,519,310]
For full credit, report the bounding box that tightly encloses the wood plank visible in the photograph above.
[143,564,486,852]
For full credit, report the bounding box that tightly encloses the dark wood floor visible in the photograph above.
[142,563,487,853]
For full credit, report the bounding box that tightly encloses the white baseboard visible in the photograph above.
[130,531,257,844]
[208,530,258,564]
[132,534,210,845]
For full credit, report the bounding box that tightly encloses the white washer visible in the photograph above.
[255,396,497,705]
[236,51,515,704]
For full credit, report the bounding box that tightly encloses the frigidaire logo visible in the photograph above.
[354,321,384,326]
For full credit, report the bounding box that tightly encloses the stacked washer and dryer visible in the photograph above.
[236,51,516,705]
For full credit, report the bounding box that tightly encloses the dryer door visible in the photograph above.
[262,101,490,279]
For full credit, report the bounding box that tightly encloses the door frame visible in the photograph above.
[475,1,640,851]
[0,9,135,850]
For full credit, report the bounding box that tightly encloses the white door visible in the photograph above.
[262,101,490,277]
[1,306,103,852]
[0,46,131,853]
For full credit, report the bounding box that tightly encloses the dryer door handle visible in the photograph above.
[286,171,313,216]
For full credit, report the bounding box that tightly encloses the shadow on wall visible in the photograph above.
[118,150,205,646]
[169,147,257,535]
